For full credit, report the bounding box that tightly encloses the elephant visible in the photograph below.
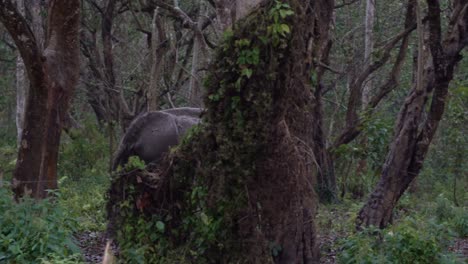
[112,107,202,170]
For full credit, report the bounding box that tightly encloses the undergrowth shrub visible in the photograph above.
[39,253,84,264]
[0,144,16,180]
[338,216,461,264]
[433,194,468,238]
[452,209,468,238]
[0,188,81,263]
[59,175,109,232]
[435,194,455,221]
[58,118,110,231]
[58,119,109,181]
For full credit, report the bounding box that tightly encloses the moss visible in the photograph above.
[108,1,297,263]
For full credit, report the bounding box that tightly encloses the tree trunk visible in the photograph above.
[15,0,27,148]
[236,0,263,20]
[310,0,336,202]
[213,0,235,32]
[108,1,334,262]
[188,1,206,107]
[15,53,27,148]
[355,0,376,177]
[313,83,337,202]
[362,0,375,107]
[15,0,46,148]
[0,0,81,199]
[147,8,166,111]
[357,0,468,229]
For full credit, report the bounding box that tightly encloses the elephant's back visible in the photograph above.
[112,109,201,170]
[133,112,179,164]
[162,107,202,118]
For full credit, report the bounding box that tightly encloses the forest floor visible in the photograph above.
[71,195,468,264]
[76,231,111,263]
[74,224,468,264]
[449,238,468,259]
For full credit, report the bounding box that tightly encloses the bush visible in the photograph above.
[435,194,455,221]
[58,119,109,181]
[0,144,17,180]
[433,194,468,238]
[338,216,461,264]
[451,207,468,238]
[0,188,81,263]
[58,176,109,232]
[39,253,84,264]
[57,118,111,232]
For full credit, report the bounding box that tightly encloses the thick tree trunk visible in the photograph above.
[357,0,467,229]
[0,0,81,199]
[15,54,27,148]
[15,0,46,148]
[213,0,235,32]
[213,0,264,33]
[108,1,334,262]
[15,0,27,148]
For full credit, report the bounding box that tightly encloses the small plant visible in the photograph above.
[124,156,147,171]
[267,0,294,46]
[59,175,109,232]
[435,194,455,221]
[451,206,468,238]
[338,216,461,264]
[40,253,84,264]
[0,188,81,263]
[58,119,108,181]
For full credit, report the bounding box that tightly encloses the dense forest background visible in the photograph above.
[0,0,466,263]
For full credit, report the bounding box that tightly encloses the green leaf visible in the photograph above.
[200,212,209,225]
[208,94,220,102]
[241,68,253,78]
[156,221,165,232]
[280,24,290,35]
[235,78,242,91]
[279,9,294,18]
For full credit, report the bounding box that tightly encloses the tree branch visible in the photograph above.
[331,0,416,151]
[0,0,42,85]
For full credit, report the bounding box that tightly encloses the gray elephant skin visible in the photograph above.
[112,107,202,170]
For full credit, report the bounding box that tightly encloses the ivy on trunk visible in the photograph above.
[107,0,334,262]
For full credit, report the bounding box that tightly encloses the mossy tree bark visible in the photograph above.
[108,0,334,263]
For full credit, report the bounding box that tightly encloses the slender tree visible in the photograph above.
[0,0,81,199]
[357,0,468,229]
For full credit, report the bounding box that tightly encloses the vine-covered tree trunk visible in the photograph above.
[108,0,334,262]
[0,0,81,199]
[357,0,468,229]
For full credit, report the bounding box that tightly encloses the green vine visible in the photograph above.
[111,1,296,262]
